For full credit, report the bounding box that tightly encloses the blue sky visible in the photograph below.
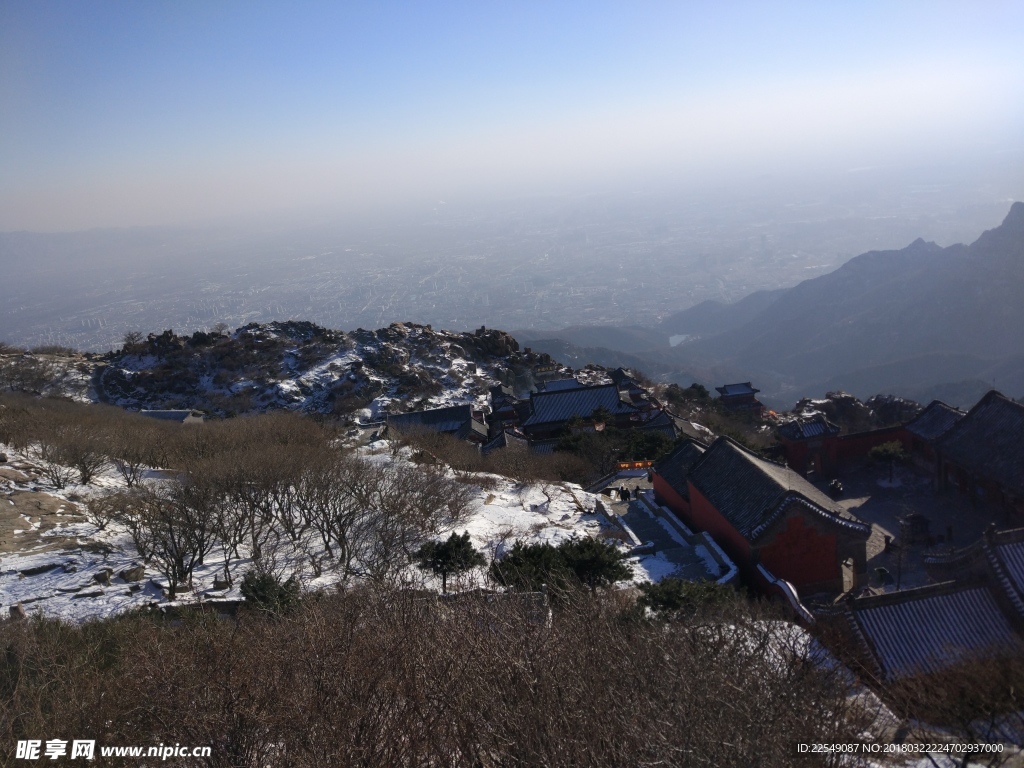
[2,1,1023,230]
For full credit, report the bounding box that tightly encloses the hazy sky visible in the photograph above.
[2,1,1023,231]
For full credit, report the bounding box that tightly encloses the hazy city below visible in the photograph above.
[2,158,1019,352]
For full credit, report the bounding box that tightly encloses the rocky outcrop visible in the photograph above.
[99,320,550,418]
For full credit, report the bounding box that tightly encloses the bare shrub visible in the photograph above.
[0,591,890,768]
[29,439,77,489]
[84,493,124,531]
[884,655,1024,764]
[0,394,36,449]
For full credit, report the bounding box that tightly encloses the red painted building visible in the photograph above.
[777,416,912,479]
[654,437,870,595]
[776,415,841,477]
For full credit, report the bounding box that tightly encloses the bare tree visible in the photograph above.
[29,433,78,489]
[342,460,473,585]
[294,452,367,578]
[119,485,215,599]
[62,425,107,485]
[0,353,62,395]
[0,588,900,767]
[888,655,1024,767]
[84,492,124,532]
[121,330,144,353]
[108,420,160,487]
[112,489,157,563]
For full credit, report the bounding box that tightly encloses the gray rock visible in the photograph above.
[73,589,104,599]
[212,577,231,590]
[19,563,63,577]
[121,565,146,582]
[93,568,114,586]
[9,603,26,620]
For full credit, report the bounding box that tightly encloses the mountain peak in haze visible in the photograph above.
[1004,200,1024,228]
[971,200,1024,252]
[671,203,1024,405]
[905,236,937,252]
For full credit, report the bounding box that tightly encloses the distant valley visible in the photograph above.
[516,202,1024,408]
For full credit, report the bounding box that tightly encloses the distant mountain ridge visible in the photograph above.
[515,203,1024,407]
[656,288,789,339]
[679,202,1024,403]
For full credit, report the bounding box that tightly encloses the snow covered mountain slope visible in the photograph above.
[96,320,584,418]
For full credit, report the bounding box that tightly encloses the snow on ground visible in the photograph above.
[1,442,662,624]
[631,553,684,583]
[457,478,603,556]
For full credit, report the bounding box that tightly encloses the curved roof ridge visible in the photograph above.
[750,494,870,541]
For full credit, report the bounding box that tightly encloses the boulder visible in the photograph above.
[9,603,26,620]
[93,568,114,586]
[121,565,146,582]
[212,577,231,590]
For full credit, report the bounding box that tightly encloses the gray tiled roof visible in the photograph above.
[716,382,758,397]
[388,404,477,435]
[635,410,678,440]
[998,540,1024,603]
[849,582,1021,680]
[609,368,637,387]
[653,440,707,500]
[905,400,965,442]
[988,528,1024,617]
[455,418,489,442]
[777,415,840,441]
[481,429,529,455]
[936,390,1024,496]
[528,438,560,455]
[922,527,1024,619]
[538,378,586,392]
[522,384,638,428]
[688,437,867,540]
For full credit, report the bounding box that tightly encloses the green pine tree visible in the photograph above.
[489,540,573,594]
[490,537,632,595]
[414,531,486,593]
[557,537,632,591]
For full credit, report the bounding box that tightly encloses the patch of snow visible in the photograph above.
[631,553,680,583]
